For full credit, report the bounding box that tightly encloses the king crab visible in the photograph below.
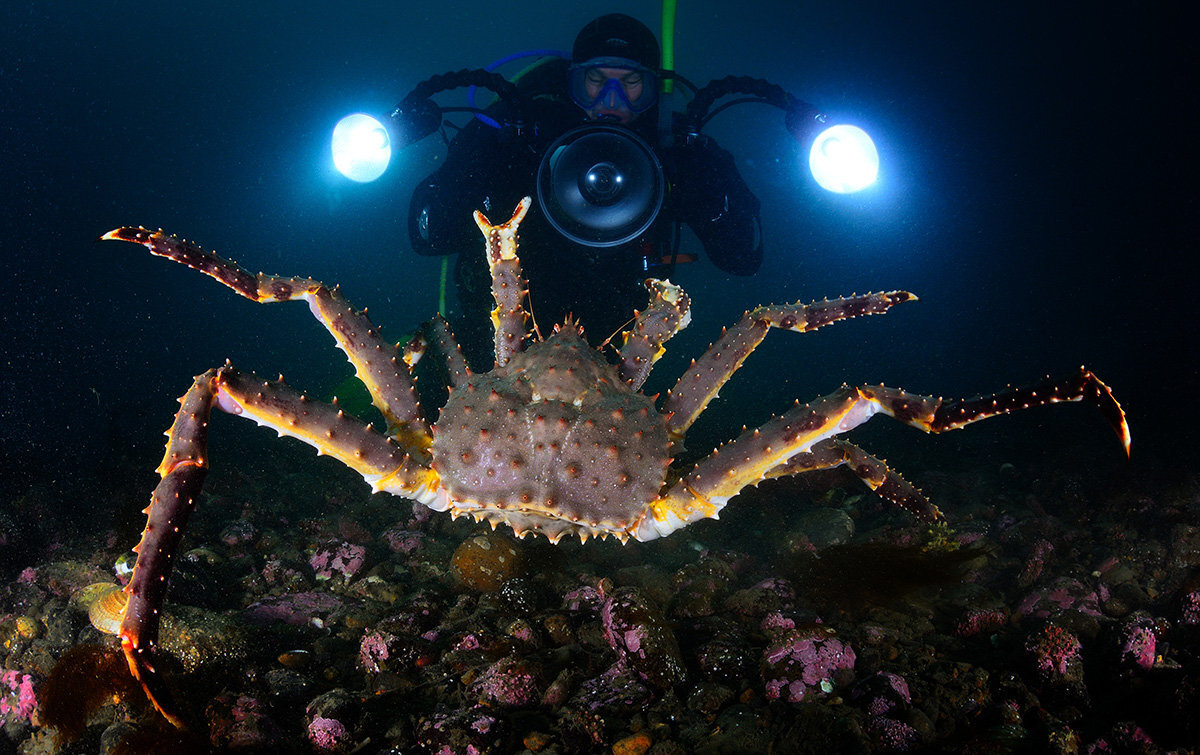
[102,197,1129,726]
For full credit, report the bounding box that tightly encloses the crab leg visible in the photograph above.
[663,292,916,440]
[120,364,442,726]
[100,228,431,456]
[638,368,1129,540]
[421,313,472,387]
[474,197,532,367]
[764,438,938,521]
[119,370,215,729]
[618,279,692,389]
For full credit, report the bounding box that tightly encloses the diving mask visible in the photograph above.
[568,57,659,116]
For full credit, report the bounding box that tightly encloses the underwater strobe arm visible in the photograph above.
[680,75,879,194]
[391,69,529,148]
[332,69,532,182]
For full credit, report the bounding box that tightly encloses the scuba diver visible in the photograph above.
[406,14,762,363]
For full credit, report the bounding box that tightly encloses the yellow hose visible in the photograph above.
[661,0,676,93]
[438,256,448,316]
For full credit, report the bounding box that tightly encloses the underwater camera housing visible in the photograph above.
[536,124,664,248]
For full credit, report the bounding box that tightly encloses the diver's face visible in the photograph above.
[584,66,644,124]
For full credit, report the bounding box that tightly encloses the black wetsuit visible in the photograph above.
[408,62,761,366]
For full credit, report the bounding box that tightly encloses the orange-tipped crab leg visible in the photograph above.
[663,292,916,441]
[474,197,531,367]
[618,279,692,390]
[119,370,215,729]
[923,368,1131,455]
[637,369,1129,540]
[120,364,442,727]
[764,438,939,521]
[100,228,431,457]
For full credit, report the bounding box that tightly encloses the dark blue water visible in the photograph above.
[0,2,1192,539]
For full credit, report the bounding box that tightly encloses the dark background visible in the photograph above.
[1,2,1194,539]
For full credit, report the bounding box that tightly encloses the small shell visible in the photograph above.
[114,551,137,581]
[13,615,39,640]
[86,583,128,635]
[277,649,312,669]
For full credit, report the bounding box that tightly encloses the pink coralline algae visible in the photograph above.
[383,527,425,554]
[243,591,346,627]
[1024,622,1083,683]
[760,611,797,634]
[954,607,1009,638]
[867,715,920,752]
[359,630,398,674]
[563,583,607,613]
[600,587,686,690]
[1016,576,1104,619]
[206,694,281,749]
[308,716,351,752]
[1116,614,1157,670]
[0,670,36,723]
[310,541,367,581]
[1180,589,1200,625]
[219,518,258,547]
[761,625,857,703]
[469,656,542,708]
[415,705,504,753]
[1018,538,1054,587]
[852,671,912,716]
[359,628,434,677]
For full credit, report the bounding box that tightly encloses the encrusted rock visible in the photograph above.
[601,587,686,690]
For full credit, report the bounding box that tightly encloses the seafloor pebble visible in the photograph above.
[612,731,654,755]
[668,555,736,618]
[723,577,796,619]
[867,714,921,752]
[219,519,258,548]
[1023,621,1084,688]
[469,655,543,708]
[308,716,352,753]
[158,605,250,674]
[850,671,912,717]
[414,704,506,754]
[206,693,281,750]
[495,576,544,615]
[360,629,435,680]
[382,527,426,554]
[694,638,753,685]
[1180,586,1200,625]
[450,531,526,592]
[243,591,347,628]
[555,707,606,751]
[760,624,856,703]
[1015,576,1104,620]
[540,667,577,708]
[1113,611,1159,670]
[265,667,312,704]
[310,540,368,582]
[601,586,687,690]
[686,681,735,722]
[792,507,856,549]
[11,439,1200,752]
[954,606,1008,638]
[542,612,575,645]
[571,663,654,715]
